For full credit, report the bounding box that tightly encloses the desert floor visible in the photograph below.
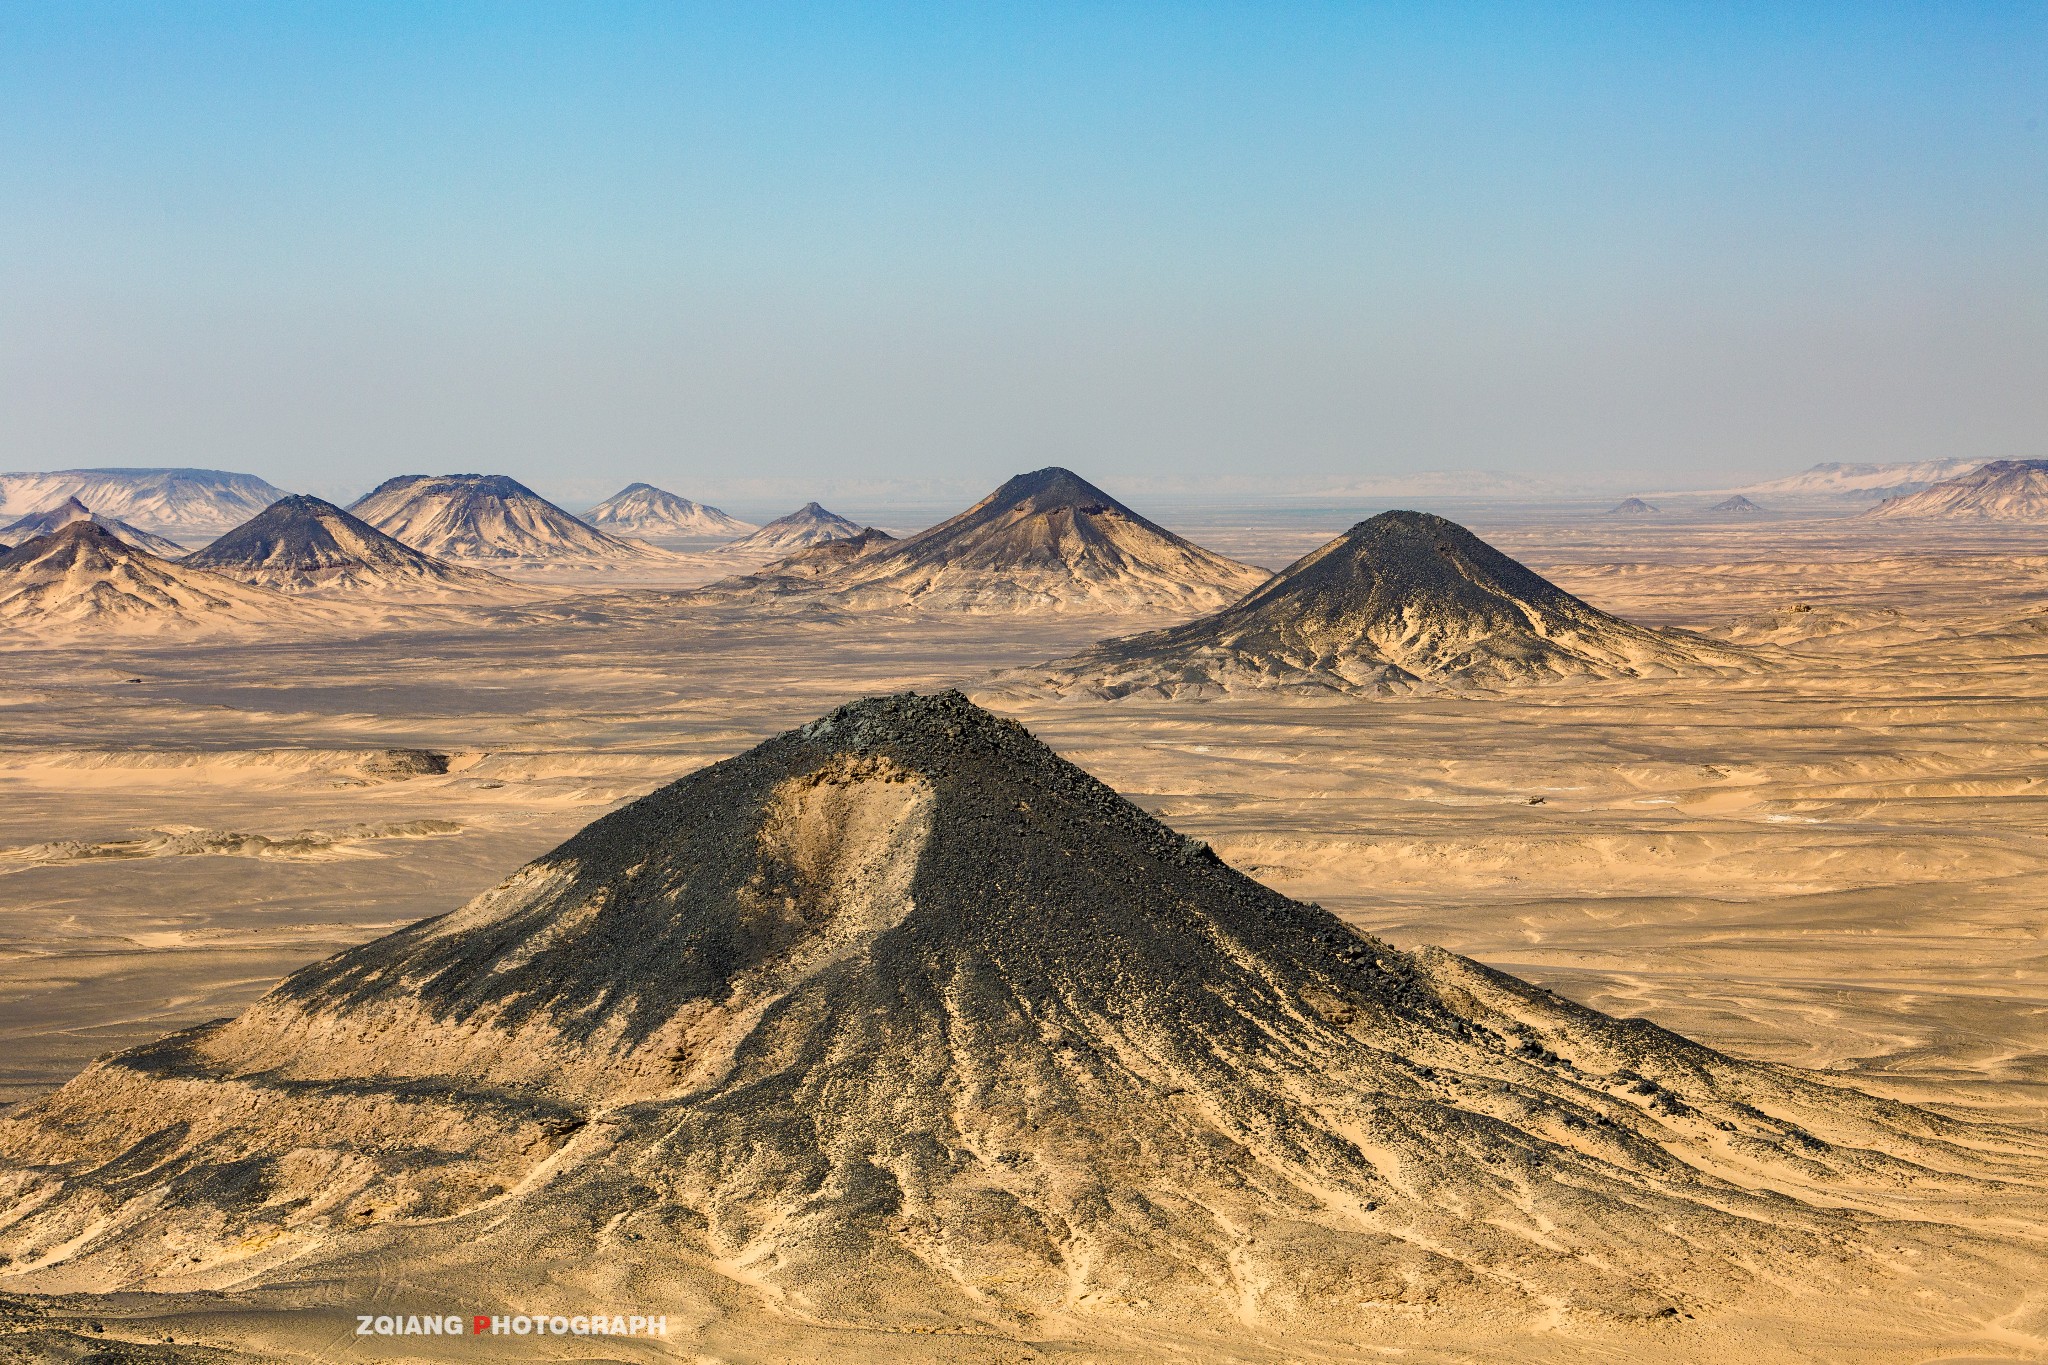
[1,505,2044,1361]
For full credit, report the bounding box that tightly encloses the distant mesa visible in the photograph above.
[719,501,866,559]
[1003,510,1753,698]
[707,468,1271,613]
[0,467,286,536]
[0,690,2029,1342]
[1734,457,1985,502]
[1708,494,1766,515]
[0,496,187,557]
[1862,458,2048,521]
[184,494,514,594]
[584,482,755,537]
[1606,497,1659,515]
[348,474,670,562]
[0,519,302,636]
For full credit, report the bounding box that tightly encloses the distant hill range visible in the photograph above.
[1861,459,2048,521]
[1001,510,1752,698]
[0,496,188,556]
[0,520,309,637]
[185,495,514,594]
[1723,458,1988,503]
[0,690,2030,1347]
[0,468,286,536]
[584,483,755,537]
[348,474,670,562]
[719,502,866,559]
[706,468,1270,613]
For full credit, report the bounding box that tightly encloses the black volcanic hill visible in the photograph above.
[184,494,509,593]
[708,467,1270,612]
[1709,494,1765,514]
[1607,497,1658,515]
[718,500,865,559]
[1004,510,1753,697]
[0,691,2031,1345]
[0,496,186,556]
[348,473,668,561]
[0,519,304,634]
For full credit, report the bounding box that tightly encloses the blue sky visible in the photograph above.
[1,2,2042,503]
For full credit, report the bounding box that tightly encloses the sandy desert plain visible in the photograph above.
[0,496,2045,1363]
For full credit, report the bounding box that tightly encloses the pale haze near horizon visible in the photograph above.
[1,4,2043,508]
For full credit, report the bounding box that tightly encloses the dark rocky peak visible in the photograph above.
[0,518,137,570]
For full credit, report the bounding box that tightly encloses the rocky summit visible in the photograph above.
[1864,458,2048,520]
[719,500,866,559]
[348,473,668,561]
[0,495,187,557]
[0,691,2034,1359]
[708,468,1270,613]
[1003,510,1754,697]
[184,494,508,593]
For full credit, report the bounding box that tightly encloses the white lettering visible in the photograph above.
[354,1307,669,1336]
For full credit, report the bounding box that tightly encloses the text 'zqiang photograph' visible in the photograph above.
[0,5,2044,1364]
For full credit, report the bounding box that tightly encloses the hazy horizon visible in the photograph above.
[3,5,2042,501]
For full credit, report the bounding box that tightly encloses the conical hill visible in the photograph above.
[0,692,2033,1351]
[1004,510,1753,697]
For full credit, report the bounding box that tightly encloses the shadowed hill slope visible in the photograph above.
[1000,511,1755,697]
[0,691,2037,1358]
[0,521,312,636]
